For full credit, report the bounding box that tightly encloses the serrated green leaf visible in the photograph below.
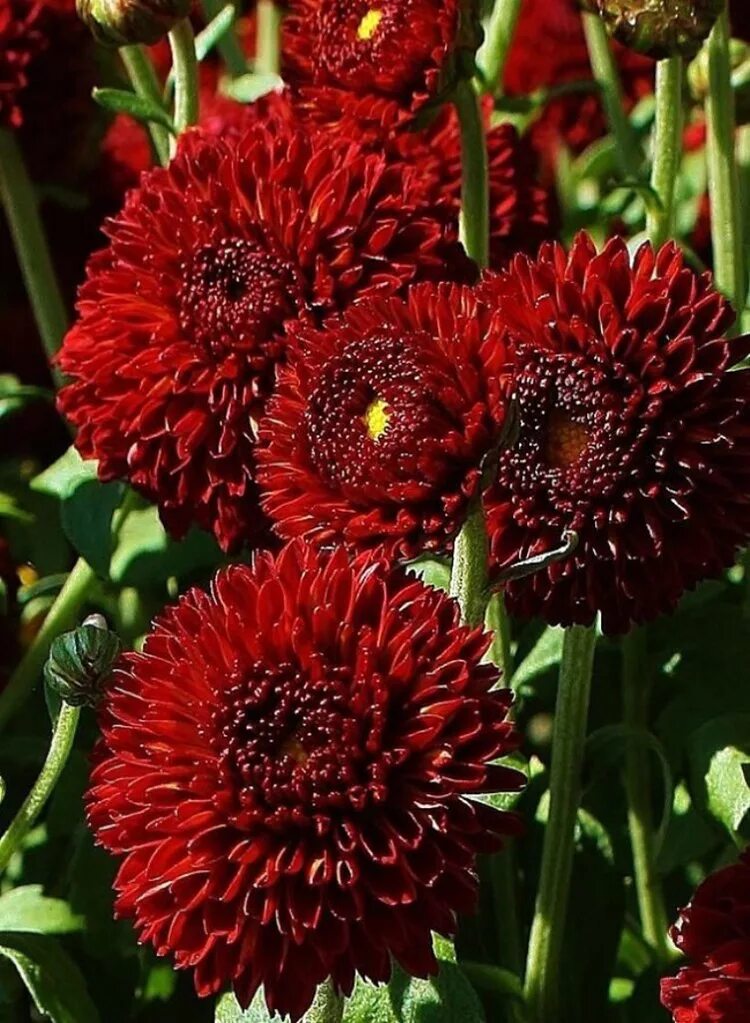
[0,887,83,935]
[221,72,283,103]
[0,932,99,1023]
[513,626,564,693]
[92,87,175,133]
[689,715,750,838]
[408,556,451,594]
[215,990,281,1022]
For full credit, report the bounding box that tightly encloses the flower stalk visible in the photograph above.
[647,56,684,247]
[0,703,80,874]
[455,77,490,270]
[169,19,199,140]
[705,5,745,324]
[480,0,523,96]
[524,624,597,1023]
[0,129,68,383]
[256,0,281,76]
[201,0,247,77]
[120,44,171,165]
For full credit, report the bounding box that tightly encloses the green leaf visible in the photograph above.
[61,479,124,575]
[0,492,32,523]
[408,556,451,593]
[92,87,176,133]
[110,504,222,587]
[0,888,83,935]
[513,626,564,694]
[0,932,100,1023]
[31,447,93,500]
[215,990,282,1022]
[689,715,750,838]
[0,375,51,420]
[221,72,283,103]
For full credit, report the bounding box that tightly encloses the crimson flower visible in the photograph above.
[481,233,750,634]
[661,849,750,1022]
[503,0,653,169]
[87,541,522,1021]
[258,284,509,557]
[58,123,468,552]
[0,0,44,128]
[283,0,466,122]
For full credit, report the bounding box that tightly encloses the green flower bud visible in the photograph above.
[76,0,191,47]
[44,615,122,709]
[581,0,724,60]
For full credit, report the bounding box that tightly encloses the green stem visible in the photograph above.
[706,7,745,326]
[450,503,490,627]
[647,56,684,249]
[120,45,171,166]
[582,12,641,179]
[524,625,597,1023]
[622,629,671,962]
[0,493,136,733]
[304,980,343,1023]
[201,0,247,77]
[486,591,513,684]
[169,20,199,141]
[0,130,67,383]
[0,704,80,874]
[454,78,490,269]
[256,0,282,77]
[738,124,750,332]
[480,0,523,96]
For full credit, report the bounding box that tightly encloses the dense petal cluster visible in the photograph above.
[661,849,750,1022]
[0,0,44,128]
[87,542,522,1021]
[504,0,654,167]
[481,234,750,634]
[57,123,468,552]
[283,0,465,120]
[258,284,509,557]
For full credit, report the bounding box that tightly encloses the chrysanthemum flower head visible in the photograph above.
[0,0,44,128]
[258,283,509,557]
[57,123,468,551]
[87,541,522,1021]
[283,0,472,122]
[481,233,750,634]
[661,849,750,1022]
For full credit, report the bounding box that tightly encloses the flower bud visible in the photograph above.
[44,615,122,708]
[581,0,724,60]
[76,0,190,47]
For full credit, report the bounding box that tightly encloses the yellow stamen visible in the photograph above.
[357,8,383,41]
[364,397,390,441]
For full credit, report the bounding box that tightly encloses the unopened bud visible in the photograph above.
[77,0,190,47]
[581,0,724,60]
[44,615,122,708]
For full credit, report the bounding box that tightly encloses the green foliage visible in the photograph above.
[0,933,100,1023]
[92,88,176,133]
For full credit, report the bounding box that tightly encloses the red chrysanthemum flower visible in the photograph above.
[58,124,469,552]
[0,0,44,128]
[258,284,509,557]
[503,0,653,170]
[480,233,750,634]
[661,849,750,1022]
[87,541,522,1021]
[283,0,464,122]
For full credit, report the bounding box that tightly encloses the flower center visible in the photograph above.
[363,396,390,441]
[544,410,591,468]
[212,662,390,828]
[357,7,383,39]
[179,239,300,360]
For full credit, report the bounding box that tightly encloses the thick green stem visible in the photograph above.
[169,20,199,141]
[623,629,671,962]
[201,0,248,77]
[455,78,490,269]
[480,0,523,96]
[706,7,745,325]
[0,130,67,383]
[738,125,750,332]
[0,704,80,874]
[120,45,171,166]
[524,625,597,1023]
[450,504,490,627]
[647,56,684,248]
[582,13,641,179]
[304,980,343,1023]
[0,494,136,733]
[256,0,282,76]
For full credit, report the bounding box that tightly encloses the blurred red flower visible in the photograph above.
[87,541,522,1020]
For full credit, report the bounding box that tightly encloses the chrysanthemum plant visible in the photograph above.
[0,1,750,1022]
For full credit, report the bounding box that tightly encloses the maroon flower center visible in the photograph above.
[497,350,645,527]
[212,662,391,827]
[311,0,442,95]
[303,333,460,499]
[179,238,300,359]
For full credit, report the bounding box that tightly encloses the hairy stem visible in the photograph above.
[0,704,80,874]
[524,625,597,1023]
[647,56,683,248]
[120,45,171,165]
